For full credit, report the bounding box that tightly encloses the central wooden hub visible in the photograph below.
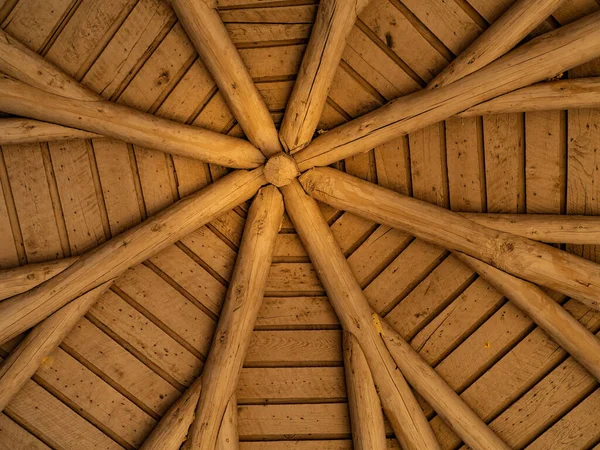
[264,152,300,187]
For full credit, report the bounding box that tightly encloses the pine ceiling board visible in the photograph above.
[239,44,304,80]
[237,403,351,440]
[63,317,180,417]
[1,0,75,52]
[483,113,526,213]
[0,171,20,268]
[0,413,51,450]
[527,388,600,450]
[466,0,514,23]
[445,116,486,213]
[239,441,400,450]
[359,0,449,83]
[429,298,600,447]
[33,347,156,448]
[216,0,318,7]
[82,0,176,101]
[219,4,317,23]
[410,277,504,367]
[2,143,65,263]
[254,297,338,329]
[524,111,567,214]
[266,263,323,296]
[553,0,599,24]
[226,22,312,44]
[374,136,412,195]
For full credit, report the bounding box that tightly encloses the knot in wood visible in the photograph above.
[264,152,300,187]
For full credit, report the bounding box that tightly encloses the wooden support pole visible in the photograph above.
[0,28,99,101]
[299,167,600,310]
[429,0,565,89]
[0,76,265,168]
[0,118,100,145]
[0,168,267,345]
[215,396,239,450]
[140,378,203,450]
[459,77,600,116]
[187,186,284,450]
[0,258,76,301]
[0,281,111,412]
[379,319,511,450]
[170,0,281,157]
[343,331,387,450]
[281,180,440,450]
[456,253,600,382]
[279,0,371,152]
[293,12,600,170]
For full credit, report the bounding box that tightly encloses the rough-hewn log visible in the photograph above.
[171,0,281,157]
[294,12,600,170]
[343,331,387,450]
[0,118,100,145]
[456,253,600,381]
[279,0,371,152]
[281,180,440,450]
[0,258,76,301]
[0,76,265,168]
[215,397,239,450]
[0,28,99,101]
[461,212,600,244]
[263,152,300,187]
[429,0,565,89]
[140,378,203,450]
[0,168,267,345]
[459,78,600,116]
[299,167,600,310]
[0,281,111,412]
[379,319,510,450]
[187,186,284,450]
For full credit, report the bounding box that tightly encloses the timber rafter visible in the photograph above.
[1,1,600,449]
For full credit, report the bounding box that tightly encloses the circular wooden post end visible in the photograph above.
[264,152,300,187]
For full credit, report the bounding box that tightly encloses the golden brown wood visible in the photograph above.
[0,76,265,168]
[460,78,600,116]
[456,252,600,381]
[429,0,565,89]
[0,281,111,412]
[379,319,511,450]
[0,168,267,345]
[281,179,440,450]
[294,12,600,170]
[0,258,76,301]
[0,118,100,145]
[343,331,387,450]
[279,0,371,152]
[171,0,281,157]
[187,186,284,450]
[216,397,240,450]
[299,167,600,310]
[263,152,300,187]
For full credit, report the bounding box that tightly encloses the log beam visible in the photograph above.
[0,76,265,168]
[279,0,371,152]
[0,281,111,412]
[281,180,440,450]
[429,0,565,89]
[459,77,600,116]
[0,168,267,345]
[343,331,387,450]
[293,11,600,170]
[171,0,281,157]
[379,319,510,450]
[186,186,284,450]
[0,118,100,145]
[215,397,239,450]
[456,253,600,382]
[299,167,600,310]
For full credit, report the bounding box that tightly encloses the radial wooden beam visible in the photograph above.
[215,397,240,450]
[293,11,600,171]
[378,319,510,450]
[429,0,565,89]
[0,168,267,345]
[186,186,284,450]
[0,281,111,412]
[170,0,281,157]
[343,331,387,450]
[281,180,440,450]
[0,258,76,301]
[279,0,371,152]
[459,77,600,116]
[299,167,600,310]
[0,76,264,168]
[456,253,600,382]
[0,118,100,145]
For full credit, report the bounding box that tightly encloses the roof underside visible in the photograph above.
[0,0,599,449]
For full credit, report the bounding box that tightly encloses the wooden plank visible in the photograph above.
[255,297,338,329]
[266,263,323,296]
[0,171,19,268]
[0,413,51,450]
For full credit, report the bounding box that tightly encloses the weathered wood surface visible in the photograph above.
[0,118,100,145]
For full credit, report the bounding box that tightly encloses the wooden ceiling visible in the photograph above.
[0,0,599,449]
